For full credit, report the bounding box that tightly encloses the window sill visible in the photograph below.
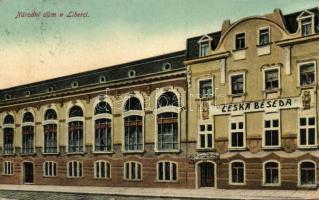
[92,151,114,154]
[2,174,14,176]
[232,47,248,52]
[256,42,272,47]
[297,85,317,89]
[122,150,144,154]
[155,180,178,183]
[229,182,246,186]
[123,179,142,182]
[43,176,57,178]
[66,152,85,155]
[196,148,215,152]
[2,153,16,156]
[228,93,246,98]
[196,97,214,101]
[42,152,59,155]
[20,153,36,156]
[262,183,281,187]
[66,176,84,179]
[154,149,180,153]
[298,185,317,189]
[94,177,112,180]
[298,146,318,150]
[228,147,247,151]
[263,88,281,94]
[262,146,281,150]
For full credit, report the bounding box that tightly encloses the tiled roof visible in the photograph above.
[0,50,186,102]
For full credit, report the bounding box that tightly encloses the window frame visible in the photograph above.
[234,32,246,50]
[156,161,178,182]
[66,104,85,154]
[155,89,181,153]
[262,160,281,186]
[257,26,270,46]
[298,60,317,87]
[262,66,281,92]
[43,161,57,177]
[93,99,113,153]
[298,160,317,188]
[229,72,246,96]
[2,114,15,155]
[298,115,317,148]
[67,161,83,178]
[94,160,111,179]
[42,107,59,154]
[228,116,246,150]
[198,78,214,99]
[122,94,145,153]
[229,160,246,185]
[123,161,142,181]
[198,35,212,58]
[3,161,13,175]
[262,113,281,149]
[21,110,35,155]
[197,123,214,149]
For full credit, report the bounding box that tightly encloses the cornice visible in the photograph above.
[184,51,230,65]
[275,34,319,47]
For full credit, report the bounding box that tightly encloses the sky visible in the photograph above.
[0,0,318,89]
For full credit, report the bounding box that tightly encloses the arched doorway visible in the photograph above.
[23,162,34,184]
[196,161,215,188]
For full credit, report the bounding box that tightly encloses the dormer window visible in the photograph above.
[297,10,315,37]
[198,35,212,57]
[301,17,312,36]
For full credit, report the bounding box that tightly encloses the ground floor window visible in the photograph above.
[157,161,177,181]
[124,161,142,181]
[3,161,13,175]
[230,161,245,184]
[299,161,316,187]
[95,160,111,179]
[264,161,279,185]
[43,161,57,177]
[68,161,83,178]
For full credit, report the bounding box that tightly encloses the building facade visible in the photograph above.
[0,7,319,190]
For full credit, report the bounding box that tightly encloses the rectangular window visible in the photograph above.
[95,119,112,152]
[22,126,34,154]
[3,128,14,154]
[44,124,57,153]
[264,69,279,91]
[200,42,209,57]
[301,17,312,36]
[3,161,13,175]
[264,118,280,147]
[198,124,213,149]
[68,161,83,178]
[235,33,245,50]
[264,162,279,185]
[124,116,143,151]
[300,62,315,86]
[230,162,244,184]
[299,116,316,147]
[157,161,177,181]
[199,79,213,98]
[157,113,178,151]
[259,28,270,45]
[43,161,57,177]
[230,120,245,148]
[231,74,244,95]
[124,162,141,181]
[68,121,83,153]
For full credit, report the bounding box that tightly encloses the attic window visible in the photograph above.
[162,62,172,71]
[99,75,106,83]
[128,70,136,78]
[297,10,315,37]
[301,17,313,36]
[5,94,11,100]
[198,35,212,57]
[25,91,31,97]
[47,87,54,93]
[71,81,79,88]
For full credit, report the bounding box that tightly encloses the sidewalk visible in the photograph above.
[0,184,318,199]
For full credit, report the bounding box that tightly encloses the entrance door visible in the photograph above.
[23,162,34,184]
[199,162,214,187]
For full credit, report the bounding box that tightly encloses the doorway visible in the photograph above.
[23,162,34,184]
[198,162,215,187]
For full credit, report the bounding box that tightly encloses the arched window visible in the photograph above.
[156,91,179,151]
[68,106,84,153]
[22,111,35,154]
[94,160,111,179]
[67,161,83,178]
[124,161,142,181]
[229,161,245,185]
[43,109,58,153]
[94,101,112,152]
[264,161,280,185]
[123,97,143,151]
[3,115,14,154]
[299,161,316,187]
